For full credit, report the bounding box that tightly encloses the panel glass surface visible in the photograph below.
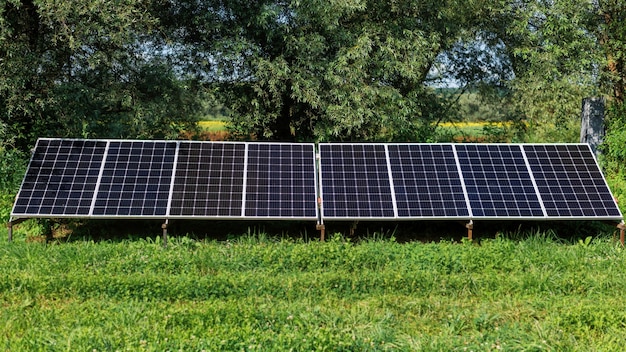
[319,144,394,218]
[92,141,176,216]
[524,144,622,218]
[169,142,246,217]
[456,144,544,217]
[388,144,469,217]
[12,139,106,216]
[245,143,317,218]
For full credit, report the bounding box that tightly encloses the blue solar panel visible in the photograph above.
[319,144,395,218]
[524,144,622,218]
[11,140,623,225]
[455,144,544,218]
[388,144,469,218]
[169,142,246,218]
[245,143,317,218]
[11,139,106,216]
[92,141,176,217]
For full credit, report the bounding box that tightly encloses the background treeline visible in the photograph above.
[1,0,625,211]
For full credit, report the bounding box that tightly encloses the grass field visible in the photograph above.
[2,232,626,350]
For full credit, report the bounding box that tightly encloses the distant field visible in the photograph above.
[197,119,508,141]
[198,119,227,132]
[2,233,626,350]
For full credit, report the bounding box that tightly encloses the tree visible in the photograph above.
[0,0,202,151]
[156,0,499,142]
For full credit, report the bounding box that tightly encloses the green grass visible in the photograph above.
[2,233,626,350]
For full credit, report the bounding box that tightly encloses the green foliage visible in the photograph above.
[601,103,626,214]
[190,0,496,142]
[1,234,626,350]
[0,0,203,151]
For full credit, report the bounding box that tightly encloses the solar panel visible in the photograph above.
[523,144,622,219]
[91,141,177,217]
[455,144,544,218]
[245,143,317,218]
[10,139,623,228]
[169,142,246,218]
[11,139,107,217]
[319,144,395,218]
[388,144,469,218]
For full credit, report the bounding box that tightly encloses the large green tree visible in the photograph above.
[156,0,498,142]
[0,0,202,151]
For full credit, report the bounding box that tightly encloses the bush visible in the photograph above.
[601,102,626,214]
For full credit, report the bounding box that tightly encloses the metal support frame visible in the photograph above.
[466,220,474,241]
[316,194,325,241]
[316,223,325,241]
[6,218,28,242]
[618,222,625,246]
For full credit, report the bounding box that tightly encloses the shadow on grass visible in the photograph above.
[33,217,621,245]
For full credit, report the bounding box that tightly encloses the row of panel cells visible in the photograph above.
[542,201,619,217]
[170,198,244,213]
[175,169,243,181]
[177,156,244,166]
[17,203,93,215]
[397,204,470,217]
[35,142,106,159]
[14,191,93,207]
[92,200,168,216]
[246,191,311,202]
[325,207,394,218]
[23,175,100,189]
[245,206,316,217]
[536,184,611,197]
[471,206,543,217]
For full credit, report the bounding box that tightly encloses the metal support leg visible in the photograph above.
[349,221,359,237]
[618,222,625,246]
[316,223,326,242]
[466,220,474,241]
[162,220,169,248]
[6,218,27,242]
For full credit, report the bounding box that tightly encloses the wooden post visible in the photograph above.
[466,220,473,241]
[7,222,12,242]
[580,97,605,158]
[619,222,625,246]
[162,220,168,248]
[316,223,325,242]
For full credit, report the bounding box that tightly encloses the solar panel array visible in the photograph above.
[318,143,622,220]
[11,139,623,223]
[12,139,318,220]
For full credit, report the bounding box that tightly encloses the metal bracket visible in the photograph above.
[6,218,28,242]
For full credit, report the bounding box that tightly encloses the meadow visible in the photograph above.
[2,231,626,351]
